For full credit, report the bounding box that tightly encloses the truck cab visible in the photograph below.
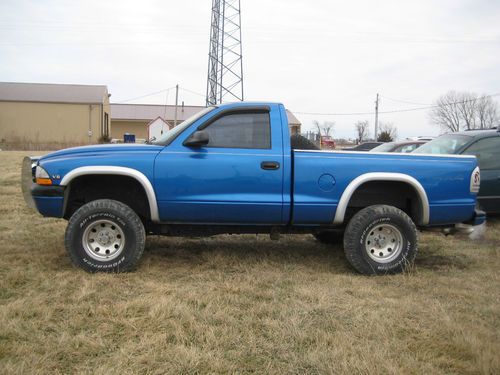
[152,103,290,224]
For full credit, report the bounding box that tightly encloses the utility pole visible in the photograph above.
[174,84,179,127]
[374,93,379,141]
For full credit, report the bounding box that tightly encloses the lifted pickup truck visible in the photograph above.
[22,102,485,275]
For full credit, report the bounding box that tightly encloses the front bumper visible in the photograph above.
[22,156,65,218]
[31,184,65,217]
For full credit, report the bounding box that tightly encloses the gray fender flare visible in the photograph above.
[59,166,160,222]
[333,172,429,225]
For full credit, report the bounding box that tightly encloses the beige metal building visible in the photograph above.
[0,82,110,149]
[0,81,301,149]
[111,103,302,141]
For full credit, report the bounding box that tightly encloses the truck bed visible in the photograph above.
[292,149,478,226]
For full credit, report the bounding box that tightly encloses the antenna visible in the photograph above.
[206,0,244,106]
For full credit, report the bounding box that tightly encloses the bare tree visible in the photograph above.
[430,91,465,132]
[476,95,499,129]
[430,91,499,132]
[313,120,335,136]
[354,121,369,143]
[457,92,478,130]
[322,122,335,136]
[377,122,398,142]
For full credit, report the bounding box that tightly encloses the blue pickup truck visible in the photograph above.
[22,102,485,275]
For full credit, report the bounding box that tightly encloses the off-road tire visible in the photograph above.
[343,205,418,275]
[313,230,344,244]
[65,199,145,273]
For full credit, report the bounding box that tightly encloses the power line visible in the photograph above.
[179,87,206,97]
[116,86,176,103]
[379,95,432,106]
[1,20,498,44]
[115,85,205,105]
[292,92,500,117]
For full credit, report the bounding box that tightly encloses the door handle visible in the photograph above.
[261,161,280,170]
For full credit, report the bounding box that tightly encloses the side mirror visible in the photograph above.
[184,130,209,147]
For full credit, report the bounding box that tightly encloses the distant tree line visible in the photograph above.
[354,120,397,143]
[430,91,499,132]
[311,90,498,144]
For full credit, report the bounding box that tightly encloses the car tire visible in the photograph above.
[65,199,145,273]
[343,205,418,275]
[313,230,344,244]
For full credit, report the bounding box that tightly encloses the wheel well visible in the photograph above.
[63,175,151,223]
[345,181,423,225]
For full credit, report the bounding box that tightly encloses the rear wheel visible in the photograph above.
[343,205,418,275]
[65,199,145,273]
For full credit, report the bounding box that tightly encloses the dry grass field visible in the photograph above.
[1,151,499,374]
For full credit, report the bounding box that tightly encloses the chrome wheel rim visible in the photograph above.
[365,223,403,263]
[82,219,125,261]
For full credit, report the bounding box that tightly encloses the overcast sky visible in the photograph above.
[1,0,499,139]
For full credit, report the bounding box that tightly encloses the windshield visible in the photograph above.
[412,134,471,155]
[370,142,396,152]
[153,106,216,145]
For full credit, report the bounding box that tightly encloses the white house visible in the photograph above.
[147,117,171,141]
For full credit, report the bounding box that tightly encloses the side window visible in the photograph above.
[463,137,500,170]
[203,112,271,149]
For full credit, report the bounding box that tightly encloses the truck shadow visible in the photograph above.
[143,234,475,274]
[47,233,479,274]
[414,253,471,271]
[143,234,353,274]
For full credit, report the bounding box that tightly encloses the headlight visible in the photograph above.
[35,166,52,185]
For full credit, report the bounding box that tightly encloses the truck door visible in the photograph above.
[154,105,285,224]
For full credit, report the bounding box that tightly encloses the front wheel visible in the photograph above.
[65,199,146,273]
[343,205,418,275]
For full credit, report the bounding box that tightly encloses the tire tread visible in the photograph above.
[343,205,418,275]
[64,199,145,273]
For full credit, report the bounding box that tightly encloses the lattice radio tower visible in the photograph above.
[206,0,244,106]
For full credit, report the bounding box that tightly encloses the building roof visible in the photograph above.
[112,103,302,126]
[111,103,205,123]
[146,116,171,128]
[286,110,301,126]
[0,82,108,104]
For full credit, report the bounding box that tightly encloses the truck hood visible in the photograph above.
[39,143,165,161]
